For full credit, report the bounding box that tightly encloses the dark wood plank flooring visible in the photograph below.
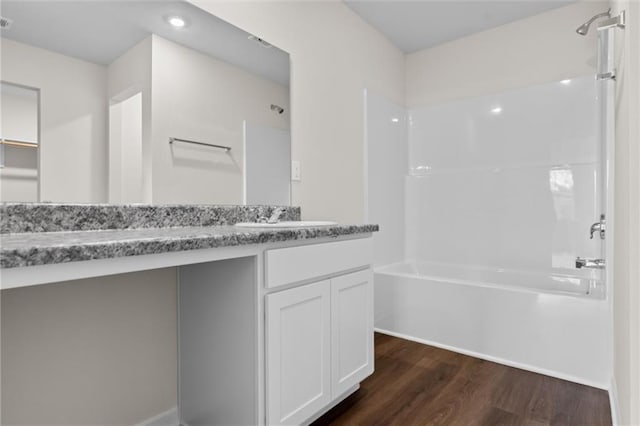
[312,333,611,426]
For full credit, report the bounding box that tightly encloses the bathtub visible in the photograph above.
[374,261,610,388]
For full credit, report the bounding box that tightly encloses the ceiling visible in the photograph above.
[1,0,577,81]
[344,0,575,53]
[0,1,290,85]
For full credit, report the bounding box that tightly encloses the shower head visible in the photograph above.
[576,9,611,35]
[270,104,284,114]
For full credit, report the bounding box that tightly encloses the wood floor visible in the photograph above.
[312,333,611,426]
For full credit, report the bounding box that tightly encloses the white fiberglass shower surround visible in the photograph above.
[366,21,618,388]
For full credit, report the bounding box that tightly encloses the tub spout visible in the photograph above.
[576,257,605,269]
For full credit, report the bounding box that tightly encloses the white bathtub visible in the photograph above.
[374,261,611,388]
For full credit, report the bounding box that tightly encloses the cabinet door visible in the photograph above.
[266,280,331,425]
[331,269,374,397]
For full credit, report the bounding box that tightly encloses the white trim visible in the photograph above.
[609,377,620,426]
[375,328,609,390]
[304,384,359,425]
[0,233,371,290]
[135,407,178,426]
[176,267,183,426]
[362,88,369,223]
[242,119,248,205]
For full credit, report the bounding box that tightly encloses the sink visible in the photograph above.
[234,221,338,228]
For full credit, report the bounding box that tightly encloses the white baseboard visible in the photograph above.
[135,407,179,426]
[375,328,609,390]
[304,384,359,425]
[609,377,620,426]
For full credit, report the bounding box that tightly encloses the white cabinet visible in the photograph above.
[266,269,374,426]
[331,269,374,397]
[265,238,373,289]
[266,280,332,426]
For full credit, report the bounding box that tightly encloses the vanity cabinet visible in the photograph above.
[177,237,374,426]
[265,239,374,426]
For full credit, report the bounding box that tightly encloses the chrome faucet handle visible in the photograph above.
[267,207,286,224]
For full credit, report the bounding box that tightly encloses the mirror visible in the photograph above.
[0,0,291,205]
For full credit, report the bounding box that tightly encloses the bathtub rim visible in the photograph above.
[374,259,605,299]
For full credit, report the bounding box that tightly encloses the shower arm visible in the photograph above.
[596,10,626,31]
[585,9,611,27]
[576,9,611,35]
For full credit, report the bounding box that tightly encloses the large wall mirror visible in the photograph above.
[0,0,291,205]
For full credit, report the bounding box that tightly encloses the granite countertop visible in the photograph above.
[0,203,378,269]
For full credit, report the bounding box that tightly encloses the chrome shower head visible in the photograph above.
[576,23,590,36]
[576,9,611,35]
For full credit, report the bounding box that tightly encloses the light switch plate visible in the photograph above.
[291,160,301,181]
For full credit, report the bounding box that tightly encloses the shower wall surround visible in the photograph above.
[368,75,603,281]
[407,75,602,279]
[365,91,407,266]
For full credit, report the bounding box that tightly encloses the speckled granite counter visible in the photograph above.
[0,204,378,269]
[0,203,301,233]
[0,224,378,268]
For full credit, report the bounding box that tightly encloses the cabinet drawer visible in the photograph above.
[265,238,372,289]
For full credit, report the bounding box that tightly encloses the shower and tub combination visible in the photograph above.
[366,9,625,388]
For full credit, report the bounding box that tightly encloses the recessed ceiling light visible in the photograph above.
[490,106,502,114]
[0,16,13,30]
[391,117,400,123]
[560,79,572,85]
[166,15,186,28]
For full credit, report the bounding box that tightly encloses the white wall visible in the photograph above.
[190,0,405,222]
[1,269,177,425]
[406,2,607,107]
[244,122,291,205]
[611,0,640,424]
[1,39,108,203]
[150,35,289,204]
[0,165,38,202]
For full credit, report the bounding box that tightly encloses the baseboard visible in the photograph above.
[135,407,179,426]
[304,384,360,425]
[375,328,609,390]
[609,377,620,426]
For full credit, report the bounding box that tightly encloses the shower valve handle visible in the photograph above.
[589,215,606,240]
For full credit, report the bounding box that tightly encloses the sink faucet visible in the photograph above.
[267,207,286,224]
[590,214,606,239]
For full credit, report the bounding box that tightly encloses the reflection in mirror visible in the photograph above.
[244,123,291,205]
[0,83,39,202]
[0,1,290,205]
